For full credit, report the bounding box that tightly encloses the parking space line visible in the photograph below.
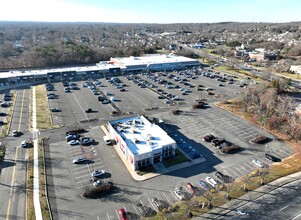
[72,93,89,121]
[169,190,180,202]
[131,204,139,215]
[148,198,157,211]
[115,210,121,220]
[162,192,171,205]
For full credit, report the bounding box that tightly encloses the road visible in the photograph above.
[0,87,31,220]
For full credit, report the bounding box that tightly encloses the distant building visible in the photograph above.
[290,65,301,74]
[107,116,177,170]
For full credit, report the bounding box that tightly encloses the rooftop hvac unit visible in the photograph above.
[133,138,138,143]
[147,141,152,146]
[147,134,154,140]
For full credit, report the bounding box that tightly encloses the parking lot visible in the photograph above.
[37,70,295,219]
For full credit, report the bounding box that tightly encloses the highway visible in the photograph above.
[0,87,31,220]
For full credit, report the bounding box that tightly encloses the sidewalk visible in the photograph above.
[100,125,206,181]
[194,171,301,219]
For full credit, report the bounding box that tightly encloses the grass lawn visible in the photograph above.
[163,149,189,167]
[35,85,52,130]
[0,146,6,162]
[38,139,51,220]
[276,72,301,80]
[26,147,35,220]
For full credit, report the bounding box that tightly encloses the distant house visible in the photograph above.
[290,65,301,74]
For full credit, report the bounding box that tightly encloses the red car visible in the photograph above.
[185,183,196,195]
[118,208,128,220]
[202,134,215,142]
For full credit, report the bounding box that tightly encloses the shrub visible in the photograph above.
[250,135,269,144]
[66,128,87,135]
[82,182,113,198]
[220,144,241,154]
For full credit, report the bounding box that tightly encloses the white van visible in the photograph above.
[103,136,112,145]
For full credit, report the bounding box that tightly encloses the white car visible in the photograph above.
[91,170,106,177]
[173,187,185,200]
[20,140,27,148]
[72,156,86,164]
[205,177,218,188]
[252,159,264,168]
[93,180,102,187]
[68,140,80,145]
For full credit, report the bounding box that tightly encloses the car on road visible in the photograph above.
[93,179,102,187]
[205,177,218,188]
[0,112,6,116]
[174,187,185,200]
[72,156,86,164]
[51,108,60,112]
[265,153,281,162]
[185,183,196,195]
[252,159,264,168]
[12,130,20,137]
[198,179,210,191]
[118,208,128,220]
[91,170,105,177]
[68,140,80,145]
[85,108,93,113]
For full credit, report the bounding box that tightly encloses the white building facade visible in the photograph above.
[107,116,177,170]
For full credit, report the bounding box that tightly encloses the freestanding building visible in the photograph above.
[107,116,177,171]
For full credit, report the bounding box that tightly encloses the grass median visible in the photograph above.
[26,147,35,220]
[34,85,52,130]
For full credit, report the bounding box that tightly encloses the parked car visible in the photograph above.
[81,137,94,145]
[118,208,128,220]
[205,177,218,188]
[202,134,215,142]
[136,203,152,217]
[198,179,210,191]
[93,179,102,187]
[151,198,163,211]
[174,187,185,200]
[188,151,202,159]
[72,156,86,164]
[65,134,79,142]
[68,140,80,145]
[85,108,93,113]
[185,183,196,195]
[215,171,226,183]
[252,159,264,168]
[0,112,6,116]
[20,140,27,148]
[91,170,105,177]
[265,153,281,162]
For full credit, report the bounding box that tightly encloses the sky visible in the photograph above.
[1,0,301,23]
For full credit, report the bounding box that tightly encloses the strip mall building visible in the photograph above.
[0,54,200,84]
[107,116,177,170]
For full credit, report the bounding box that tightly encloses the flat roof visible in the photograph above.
[110,116,175,155]
[0,54,199,79]
[111,54,198,66]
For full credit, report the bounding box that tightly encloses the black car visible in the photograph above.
[85,108,92,113]
[265,153,281,162]
[0,112,6,116]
